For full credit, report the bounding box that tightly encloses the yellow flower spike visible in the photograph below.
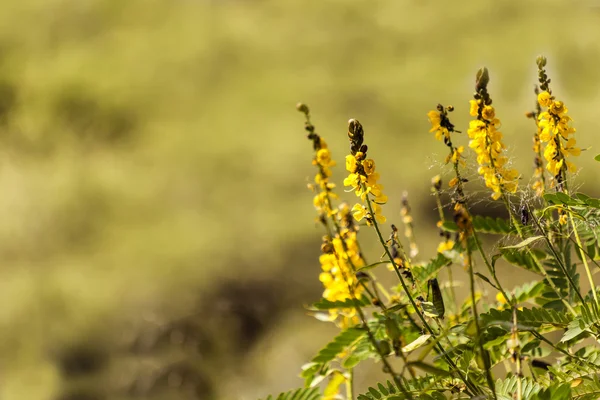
[343,119,387,225]
[468,73,520,200]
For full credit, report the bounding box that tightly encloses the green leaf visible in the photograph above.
[420,301,440,318]
[402,334,431,353]
[428,278,445,319]
[472,215,514,234]
[357,261,390,272]
[441,221,458,232]
[595,154,600,162]
[258,387,320,400]
[311,296,370,310]
[501,235,544,250]
[406,361,451,377]
[311,327,367,363]
[474,272,500,291]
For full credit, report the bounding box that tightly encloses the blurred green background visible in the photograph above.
[0,0,599,399]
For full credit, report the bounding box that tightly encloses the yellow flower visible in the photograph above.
[449,177,458,188]
[428,110,450,141]
[481,105,495,121]
[316,148,334,167]
[559,213,568,225]
[437,240,455,253]
[549,100,567,116]
[537,94,579,181]
[496,292,508,309]
[467,103,519,199]
[351,203,367,221]
[469,99,479,116]
[537,91,553,108]
[345,154,357,173]
[362,159,376,175]
[428,110,441,130]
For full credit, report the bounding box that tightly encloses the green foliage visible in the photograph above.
[301,327,368,386]
[259,387,320,400]
[261,55,600,400]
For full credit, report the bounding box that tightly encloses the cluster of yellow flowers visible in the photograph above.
[343,119,387,225]
[299,104,365,326]
[318,224,365,325]
[311,137,338,216]
[531,130,545,196]
[468,99,519,200]
[537,91,580,184]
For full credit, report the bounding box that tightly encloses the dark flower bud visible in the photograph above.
[536,55,547,68]
[296,102,309,114]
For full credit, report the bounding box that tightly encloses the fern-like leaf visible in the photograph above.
[496,376,542,400]
[259,386,320,400]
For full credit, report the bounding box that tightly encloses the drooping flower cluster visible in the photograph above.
[468,68,519,200]
[537,91,579,187]
[343,119,387,225]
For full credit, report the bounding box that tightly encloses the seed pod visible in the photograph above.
[428,278,445,319]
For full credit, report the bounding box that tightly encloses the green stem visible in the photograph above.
[364,194,481,397]
[503,197,578,315]
[570,212,599,307]
[467,238,498,399]
[529,208,585,306]
[346,368,354,400]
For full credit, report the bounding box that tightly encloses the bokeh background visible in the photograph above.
[1,0,600,399]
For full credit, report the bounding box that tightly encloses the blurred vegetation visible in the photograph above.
[0,0,599,399]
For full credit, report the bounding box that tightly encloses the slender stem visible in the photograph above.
[503,198,578,315]
[346,368,354,400]
[364,194,481,396]
[570,212,599,306]
[321,196,412,398]
[433,188,458,312]
[470,229,512,305]
[511,307,522,400]
[467,237,498,400]
[529,209,586,305]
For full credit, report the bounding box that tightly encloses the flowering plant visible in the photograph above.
[262,57,600,400]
